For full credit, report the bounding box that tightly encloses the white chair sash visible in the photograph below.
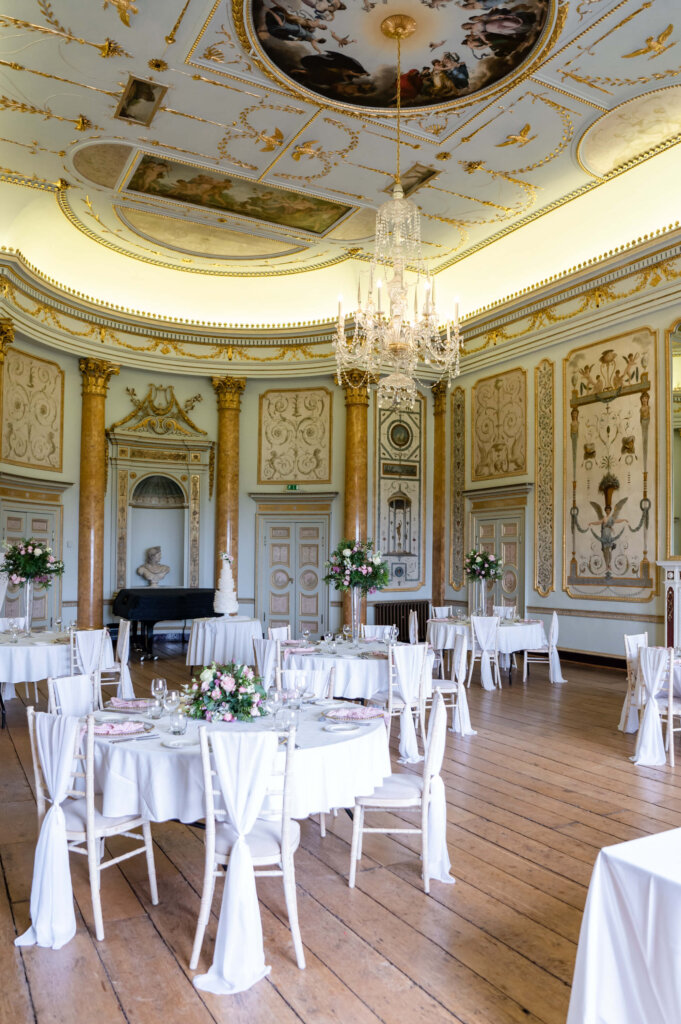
[430,606,452,619]
[425,694,454,884]
[76,629,105,674]
[632,647,670,767]
[392,644,426,764]
[252,638,278,689]
[451,634,476,737]
[548,612,567,684]
[193,730,278,995]
[408,610,418,645]
[361,624,392,640]
[471,616,498,690]
[51,674,95,716]
[493,605,515,620]
[15,713,79,949]
[619,633,648,733]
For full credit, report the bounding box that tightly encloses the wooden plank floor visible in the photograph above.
[1,646,677,1024]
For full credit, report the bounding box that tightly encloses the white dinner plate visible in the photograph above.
[161,737,199,749]
[323,722,359,733]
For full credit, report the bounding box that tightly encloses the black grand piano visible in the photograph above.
[112,588,218,658]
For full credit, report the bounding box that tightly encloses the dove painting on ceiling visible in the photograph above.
[564,329,656,602]
[125,153,353,234]
[251,0,551,110]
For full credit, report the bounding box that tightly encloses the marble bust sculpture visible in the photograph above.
[136,546,170,587]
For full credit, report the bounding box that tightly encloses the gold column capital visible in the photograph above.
[431,380,448,416]
[0,317,14,361]
[212,375,246,411]
[79,357,119,396]
[340,370,374,407]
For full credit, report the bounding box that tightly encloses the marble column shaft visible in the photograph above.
[431,382,448,608]
[341,372,372,625]
[212,376,246,585]
[0,319,14,450]
[78,358,119,628]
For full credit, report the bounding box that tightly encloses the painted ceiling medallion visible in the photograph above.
[250,0,550,110]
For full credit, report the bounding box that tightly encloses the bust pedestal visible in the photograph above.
[658,561,681,647]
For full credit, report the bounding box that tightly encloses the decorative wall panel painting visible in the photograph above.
[534,359,554,597]
[258,387,332,484]
[375,398,425,590]
[126,154,352,234]
[472,368,527,481]
[450,387,465,590]
[2,348,63,471]
[564,328,656,601]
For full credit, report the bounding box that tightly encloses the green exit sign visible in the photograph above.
[286,484,298,491]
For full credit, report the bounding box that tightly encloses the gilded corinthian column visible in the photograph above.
[0,318,14,445]
[78,358,119,628]
[431,381,448,607]
[212,376,246,584]
[341,371,372,624]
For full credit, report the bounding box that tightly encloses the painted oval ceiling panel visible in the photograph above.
[250,0,550,110]
[72,143,133,188]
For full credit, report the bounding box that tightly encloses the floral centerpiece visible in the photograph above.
[2,537,65,634]
[182,661,267,723]
[323,539,390,641]
[464,548,503,616]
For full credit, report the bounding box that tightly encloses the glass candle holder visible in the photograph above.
[168,711,187,735]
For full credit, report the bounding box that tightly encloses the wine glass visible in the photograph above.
[8,618,18,644]
[265,686,282,724]
[163,689,181,714]
[275,705,296,734]
[55,616,63,633]
[301,628,311,646]
[151,677,167,704]
[390,625,399,645]
[342,624,351,643]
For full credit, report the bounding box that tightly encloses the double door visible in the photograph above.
[257,517,329,639]
[472,511,524,614]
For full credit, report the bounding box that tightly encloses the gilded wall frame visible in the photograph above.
[449,387,466,590]
[665,317,681,559]
[534,359,555,596]
[257,386,333,485]
[1,347,64,472]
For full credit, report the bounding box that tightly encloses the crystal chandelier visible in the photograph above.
[335,14,462,410]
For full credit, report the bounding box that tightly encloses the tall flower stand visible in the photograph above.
[350,587,362,644]
[23,579,34,636]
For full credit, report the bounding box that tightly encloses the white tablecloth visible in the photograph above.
[186,617,263,668]
[286,640,435,701]
[0,632,114,701]
[426,618,546,656]
[93,703,392,823]
[568,828,681,1024]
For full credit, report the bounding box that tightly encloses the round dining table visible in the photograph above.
[426,617,547,683]
[186,616,263,668]
[92,702,392,823]
[0,630,114,702]
[285,639,435,700]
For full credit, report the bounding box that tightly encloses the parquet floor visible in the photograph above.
[1,647,677,1024]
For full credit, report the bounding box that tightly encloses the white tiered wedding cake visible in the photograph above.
[214,552,239,616]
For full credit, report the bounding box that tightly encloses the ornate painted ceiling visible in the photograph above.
[0,0,680,329]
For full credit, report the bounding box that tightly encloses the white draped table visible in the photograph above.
[186,616,263,668]
[568,828,681,1024]
[93,703,392,823]
[0,631,114,701]
[286,640,435,701]
[426,618,547,681]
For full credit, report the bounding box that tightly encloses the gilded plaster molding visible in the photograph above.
[79,357,119,395]
[534,358,554,597]
[213,375,246,410]
[449,387,465,590]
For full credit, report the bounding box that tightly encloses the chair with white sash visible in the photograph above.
[632,647,674,767]
[368,643,428,762]
[522,612,566,684]
[280,665,334,701]
[252,637,280,690]
[429,605,452,619]
[360,623,394,640]
[100,619,134,699]
[493,605,516,619]
[18,709,158,947]
[268,625,291,641]
[427,633,476,736]
[348,690,454,894]
[69,628,107,708]
[190,726,305,993]
[619,632,648,733]
[467,616,501,690]
[47,674,98,717]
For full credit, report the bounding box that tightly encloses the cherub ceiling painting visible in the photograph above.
[251,0,550,109]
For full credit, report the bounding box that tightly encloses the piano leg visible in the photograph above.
[141,621,158,661]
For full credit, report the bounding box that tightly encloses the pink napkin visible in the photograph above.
[362,651,388,660]
[109,697,155,709]
[325,706,386,722]
[94,721,146,736]
[282,647,315,658]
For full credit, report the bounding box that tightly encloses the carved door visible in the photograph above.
[1,506,60,627]
[258,517,328,639]
[472,512,524,614]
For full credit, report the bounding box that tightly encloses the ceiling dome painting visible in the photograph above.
[251,0,550,110]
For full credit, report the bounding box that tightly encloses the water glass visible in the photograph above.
[147,698,163,720]
[302,628,311,645]
[151,677,167,703]
[275,706,296,733]
[168,711,187,735]
[163,689,181,714]
[9,618,18,644]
